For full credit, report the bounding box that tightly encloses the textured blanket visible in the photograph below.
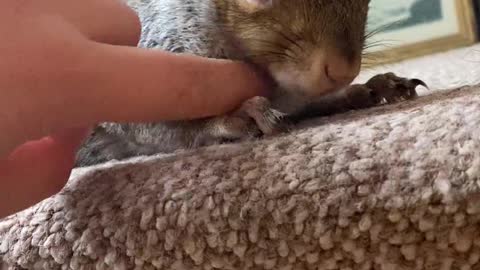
[2,80,480,269]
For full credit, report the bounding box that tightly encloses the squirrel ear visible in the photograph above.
[237,0,273,12]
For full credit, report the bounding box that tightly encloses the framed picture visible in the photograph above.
[365,0,478,65]
[474,0,480,34]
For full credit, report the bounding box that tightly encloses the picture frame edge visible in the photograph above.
[365,0,478,67]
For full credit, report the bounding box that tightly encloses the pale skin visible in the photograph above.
[0,0,267,218]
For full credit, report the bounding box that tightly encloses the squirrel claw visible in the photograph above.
[345,72,427,109]
[410,78,428,89]
[207,96,289,143]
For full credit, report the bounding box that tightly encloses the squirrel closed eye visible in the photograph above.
[221,0,371,109]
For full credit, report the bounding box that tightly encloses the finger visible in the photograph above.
[0,37,271,156]
[51,0,141,46]
[66,43,272,126]
[0,127,90,218]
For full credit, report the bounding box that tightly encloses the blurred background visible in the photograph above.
[368,0,442,32]
[354,0,480,91]
[365,0,479,63]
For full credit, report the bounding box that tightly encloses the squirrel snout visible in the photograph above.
[302,51,361,97]
[268,51,361,99]
[324,56,360,88]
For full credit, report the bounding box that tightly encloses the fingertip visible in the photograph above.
[0,127,92,217]
[246,63,276,98]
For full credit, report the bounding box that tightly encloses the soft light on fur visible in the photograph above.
[217,0,370,98]
[75,0,423,167]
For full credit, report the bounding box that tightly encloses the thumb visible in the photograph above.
[0,127,91,217]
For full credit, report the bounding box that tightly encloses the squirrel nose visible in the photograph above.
[324,56,361,88]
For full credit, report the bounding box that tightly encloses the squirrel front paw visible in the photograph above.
[208,96,289,142]
[345,72,427,109]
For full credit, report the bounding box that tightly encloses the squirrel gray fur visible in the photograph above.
[75,0,426,167]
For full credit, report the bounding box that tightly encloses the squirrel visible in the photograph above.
[75,0,426,167]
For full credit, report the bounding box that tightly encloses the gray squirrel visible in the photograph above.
[75,0,426,167]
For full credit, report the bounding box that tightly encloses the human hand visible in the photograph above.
[0,0,269,218]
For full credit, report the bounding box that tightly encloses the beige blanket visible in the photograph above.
[1,83,480,269]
